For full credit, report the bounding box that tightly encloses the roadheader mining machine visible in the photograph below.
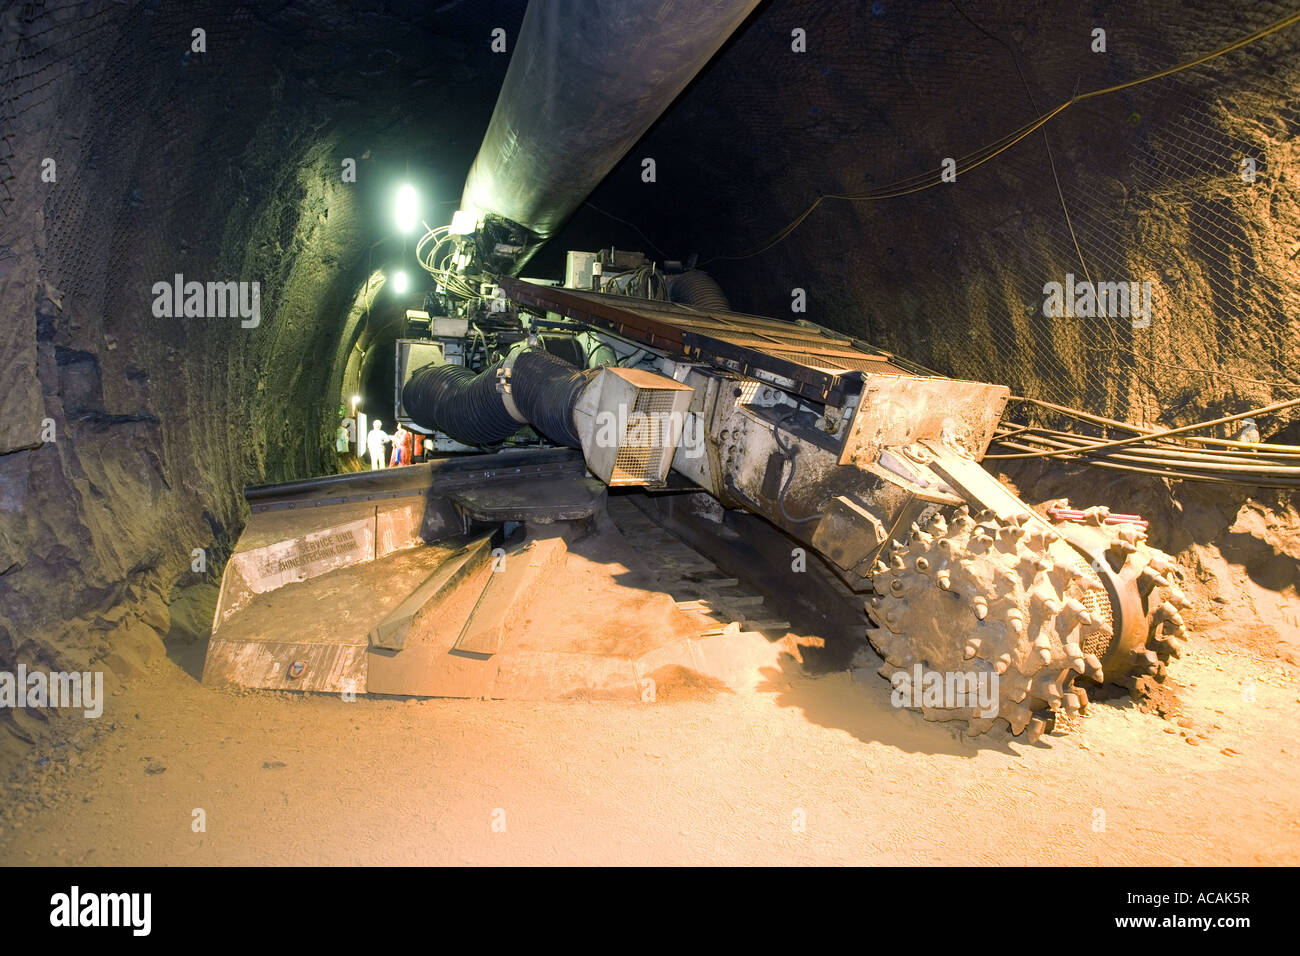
[203,0,1188,741]
[385,265,1188,741]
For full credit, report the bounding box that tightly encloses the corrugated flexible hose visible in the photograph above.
[402,350,596,448]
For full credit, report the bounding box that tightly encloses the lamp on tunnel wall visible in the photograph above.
[394,184,419,234]
[391,271,409,294]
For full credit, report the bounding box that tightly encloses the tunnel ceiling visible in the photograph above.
[2,0,1298,673]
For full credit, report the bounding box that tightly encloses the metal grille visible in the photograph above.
[610,389,682,485]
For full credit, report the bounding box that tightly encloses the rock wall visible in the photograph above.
[0,0,522,685]
[575,0,1300,430]
[2,0,1297,699]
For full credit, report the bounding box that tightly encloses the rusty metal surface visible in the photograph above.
[841,375,1010,466]
[498,277,910,403]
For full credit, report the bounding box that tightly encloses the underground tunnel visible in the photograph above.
[0,0,1298,876]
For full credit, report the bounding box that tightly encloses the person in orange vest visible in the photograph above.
[390,424,410,467]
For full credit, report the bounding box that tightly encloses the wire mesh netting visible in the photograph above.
[585,0,1300,441]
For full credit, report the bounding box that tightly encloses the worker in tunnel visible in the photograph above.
[390,422,411,467]
[366,420,391,471]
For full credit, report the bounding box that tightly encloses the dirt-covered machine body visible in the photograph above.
[203,0,1188,739]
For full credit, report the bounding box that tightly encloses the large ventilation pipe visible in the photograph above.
[460,0,760,272]
[402,347,695,488]
[402,349,595,448]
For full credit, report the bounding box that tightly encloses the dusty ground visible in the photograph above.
[1,579,1297,866]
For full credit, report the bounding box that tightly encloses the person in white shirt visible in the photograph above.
[367,421,390,470]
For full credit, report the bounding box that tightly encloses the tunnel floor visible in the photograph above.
[1,487,1296,866]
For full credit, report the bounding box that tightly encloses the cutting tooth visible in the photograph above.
[1037,647,1052,665]
[966,716,996,737]
[935,569,951,590]
[1139,566,1170,588]
[1157,601,1184,628]
[1034,633,1052,651]
[915,556,930,572]
[1083,653,1103,681]
[1006,610,1025,635]
[1009,676,1031,702]
[928,514,948,535]
[1148,554,1174,575]
[963,637,981,659]
[1069,566,1104,591]
[1074,686,1089,710]
[1032,556,1052,573]
[1043,529,1061,544]
[1082,506,1110,526]
[1025,716,1048,743]
[1167,585,1191,610]
[890,552,906,571]
[995,653,1011,675]
[1063,691,1081,711]
[871,559,888,575]
[997,525,1028,543]
[972,596,989,620]
[1007,703,1032,735]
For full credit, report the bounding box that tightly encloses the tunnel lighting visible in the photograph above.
[392,271,409,294]
[394,184,419,234]
[449,209,477,235]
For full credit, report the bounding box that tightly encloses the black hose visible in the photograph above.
[402,360,519,446]
[665,270,730,312]
[511,350,597,448]
[401,350,596,448]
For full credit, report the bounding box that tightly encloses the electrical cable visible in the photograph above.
[771,413,822,525]
[986,396,1300,460]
